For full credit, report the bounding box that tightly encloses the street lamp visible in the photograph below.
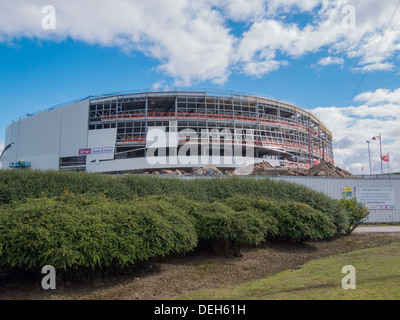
[366,140,372,175]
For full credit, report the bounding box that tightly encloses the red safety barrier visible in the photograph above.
[101,112,310,132]
[118,134,334,164]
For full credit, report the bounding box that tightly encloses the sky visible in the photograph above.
[0,0,399,174]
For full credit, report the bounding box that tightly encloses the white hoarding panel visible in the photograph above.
[60,100,89,157]
[356,187,396,210]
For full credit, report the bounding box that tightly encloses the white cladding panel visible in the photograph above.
[87,128,117,148]
[2,122,19,165]
[86,128,117,165]
[1,101,89,170]
[5,123,13,146]
[16,108,62,170]
[10,121,20,161]
[60,100,89,157]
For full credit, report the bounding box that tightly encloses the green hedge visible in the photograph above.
[0,171,349,232]
[223,196,337,241]
[0,170,350,276]
[0,192,197,273]
[0,193,339,274]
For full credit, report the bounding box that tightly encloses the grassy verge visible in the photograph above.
[175,242,400,300]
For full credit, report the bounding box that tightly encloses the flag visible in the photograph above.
[381,154,389,162]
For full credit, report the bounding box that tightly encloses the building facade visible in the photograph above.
[0,90,334,173]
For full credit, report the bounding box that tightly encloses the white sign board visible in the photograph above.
[92,147,115,155]
[356,187,396,210]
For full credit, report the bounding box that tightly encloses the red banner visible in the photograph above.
[79,148,92,156]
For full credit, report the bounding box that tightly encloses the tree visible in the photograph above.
[339,198,370,235]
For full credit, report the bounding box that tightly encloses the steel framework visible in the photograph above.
[88,91,334,168]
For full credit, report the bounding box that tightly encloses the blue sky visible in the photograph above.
[0,0,400,174]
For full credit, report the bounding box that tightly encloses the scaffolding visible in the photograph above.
[88,91,334,167]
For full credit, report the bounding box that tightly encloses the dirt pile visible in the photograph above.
[141,160,356,178]
[252,160,273,172]
[191,165,224,176]
[144,169,186,175]
[241,161,294,176]
[246,160,356,178]
[308,161,356,178]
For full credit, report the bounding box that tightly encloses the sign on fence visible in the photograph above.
[356,187,396,210]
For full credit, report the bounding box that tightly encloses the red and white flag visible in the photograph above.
[381,154,390,162]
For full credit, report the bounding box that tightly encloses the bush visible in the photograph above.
[0,171,349,274]
[269,201,337,241]
[0,171,349,233]
[339,198,370,235]
[0,192,197,274]
[185,201,267,256]
[224,196,337,241]
[222,196,279,238]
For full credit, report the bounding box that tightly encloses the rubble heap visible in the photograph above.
[191,165,224,176]
[307,161,356,178]
[248,160,356,178]
[141,161,356,178]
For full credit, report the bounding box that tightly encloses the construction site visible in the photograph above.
[1,90,335,174]
[141,160,356,178]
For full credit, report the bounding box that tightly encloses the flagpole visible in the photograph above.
[367,140,372,175]
[379,133,383,173]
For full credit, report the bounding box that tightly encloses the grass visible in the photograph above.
[175,242,400,300]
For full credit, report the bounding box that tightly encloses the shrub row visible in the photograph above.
[0,193,197,273]
[0,170,349,232]
[0,192,337,274]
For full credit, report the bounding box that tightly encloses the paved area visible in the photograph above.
[354,226,400,233]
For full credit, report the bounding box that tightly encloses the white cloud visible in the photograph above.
[240,49,288,77]
[317,56,344,67]
[0,0,235,86]
[152,80,172,92]
[0,0,400,84]
[266,0,324,15]
[352,63,395,73]
[354,87,400,104]
[312,87,400,174]
[238,0,400,76]
[219,0,267,22]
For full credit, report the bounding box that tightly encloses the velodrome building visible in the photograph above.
[0,90,334,173]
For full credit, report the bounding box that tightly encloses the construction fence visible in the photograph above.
[267,176,400,223]
[174,174,400,223]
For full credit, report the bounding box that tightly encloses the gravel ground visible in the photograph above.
[1,233,400,300]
